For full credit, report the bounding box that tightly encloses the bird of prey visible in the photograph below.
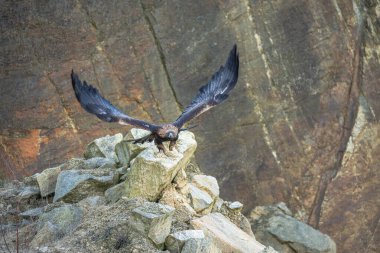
[71,44,239,155]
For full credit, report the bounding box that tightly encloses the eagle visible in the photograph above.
[71,45,239,155]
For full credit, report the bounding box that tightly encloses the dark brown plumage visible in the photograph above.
[71,45,239,154]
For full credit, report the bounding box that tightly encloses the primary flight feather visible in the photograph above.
[71,44,239,154]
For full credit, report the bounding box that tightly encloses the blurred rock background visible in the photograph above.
[0,0,379,252]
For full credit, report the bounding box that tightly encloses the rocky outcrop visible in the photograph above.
[0,129,285,253]
[250,203,336,253]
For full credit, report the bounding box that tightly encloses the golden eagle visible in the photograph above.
[71,45,239,154]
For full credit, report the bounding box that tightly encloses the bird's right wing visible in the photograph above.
[172,44,239,129]
[71,71,160,132]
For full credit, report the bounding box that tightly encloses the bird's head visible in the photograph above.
[157,124,179,140]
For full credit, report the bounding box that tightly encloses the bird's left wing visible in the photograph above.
[173,44,239,129]
[71,71,160,132]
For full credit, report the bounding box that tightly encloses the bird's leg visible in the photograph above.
[155,138,169,156]
[169,140,177,151]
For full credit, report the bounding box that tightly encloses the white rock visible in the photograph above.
[53,168,119,203]
[130,202,175,247]
[35,166,61,197]
[84,133,123,163]
[266,215,336,253]
[120,130,197,201]
[191,213,266,253]
[114,128,158,167]
[165,230,205,253]
[189,183,213,213]
[192,175,219,198]
[228,201,243,210]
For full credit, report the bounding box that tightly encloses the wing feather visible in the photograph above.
[173,44,239,128]
[71,71,160,132]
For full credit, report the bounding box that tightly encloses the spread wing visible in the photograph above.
[173,44,239,129]
[71,70,160,132]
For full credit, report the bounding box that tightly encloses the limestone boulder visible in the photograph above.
[191,175,219,198]
[35,166,61,197]
[227,201,243,210]
[191,212,267,253]
[188,183,214,214]
[120,130,197,201]
[35,157,116,198]
[250,204,336,253]
[115,128,155,166]
[60,157,116,171]
[165,230,205,253]
[218,201,254,237]
[53,168,119,203]
[84,133,123,163]
[130,202,175,247]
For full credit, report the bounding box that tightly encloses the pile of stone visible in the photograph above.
[0,129,277,253]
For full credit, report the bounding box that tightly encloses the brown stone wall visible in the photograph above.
[1,1,379,251]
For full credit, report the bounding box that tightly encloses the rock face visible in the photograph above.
[250,203,336,253]
[1,2,379,252]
